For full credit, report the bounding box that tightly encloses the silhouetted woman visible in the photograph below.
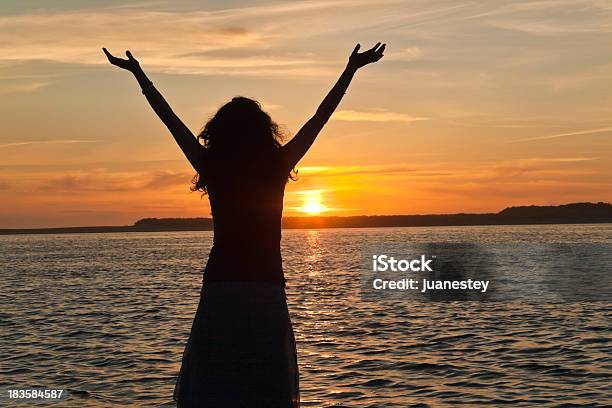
[103,42,385,407]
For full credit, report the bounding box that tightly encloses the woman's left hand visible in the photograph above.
[348,42,386,69]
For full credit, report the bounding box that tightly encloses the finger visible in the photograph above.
[126,50,134,60]
[103,48,119,63]
[352,43,360,54]
[369,42,381,51]
[378,44,386,54]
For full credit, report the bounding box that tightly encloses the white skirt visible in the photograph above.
[173,281,300,407]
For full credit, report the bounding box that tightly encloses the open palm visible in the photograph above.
[103,48,140,72]
[348,42,386,69]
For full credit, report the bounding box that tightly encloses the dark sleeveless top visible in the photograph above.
[201,149,289,286]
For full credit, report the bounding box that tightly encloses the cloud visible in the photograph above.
[486,19,611,35]
[521,157,596,163]
[0,81,48,94]
[0,0,403,77]
[332,110,427,123]
[510,127,612,143]
[2,155,609,227]
[262,103,282,111]
[298,157,599,184]
[1,0,610,86]
[0,7,301,76]
[32,169,193,194]
[142,171,194,189]
[0,139,98,148]
[478,0,612,35]
[487,156,598,180]
[385,47,422,61]
[298,164,454,178]
[0,165,192,194]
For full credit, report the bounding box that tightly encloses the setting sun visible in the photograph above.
[301,202,325,215]
[299,190,327,215]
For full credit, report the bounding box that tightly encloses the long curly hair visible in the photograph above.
[191,96,295,194]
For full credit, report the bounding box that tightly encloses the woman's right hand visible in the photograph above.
[103,48,140,72]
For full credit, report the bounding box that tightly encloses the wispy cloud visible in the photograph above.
[299,164,452,178]
[297,157,598,182]
[480,0,612,35]
[0,81,49,94]
[486,18,612,35]
[0,0,402,77]
[34,169,192,194]
[385,47,422,61]
[490,156,595,176]
[519,157,596,163]
[0,139,98,148]
[332,110,427,123]
[510,127,612,143]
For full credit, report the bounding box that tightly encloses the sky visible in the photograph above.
[1,0,611,228]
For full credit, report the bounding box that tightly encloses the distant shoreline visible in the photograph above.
[2,202,611,235]
[1,220,610,236]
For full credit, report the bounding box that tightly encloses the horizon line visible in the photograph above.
[2,201,610,231]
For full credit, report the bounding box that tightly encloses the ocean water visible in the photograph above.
[1,225,610,407]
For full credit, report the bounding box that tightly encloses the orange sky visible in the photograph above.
[1,0,611,228]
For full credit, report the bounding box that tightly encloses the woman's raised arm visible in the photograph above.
[102,48,205,172]
[282,42,385,170]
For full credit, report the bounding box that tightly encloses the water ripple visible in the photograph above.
[0,226,611,406]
